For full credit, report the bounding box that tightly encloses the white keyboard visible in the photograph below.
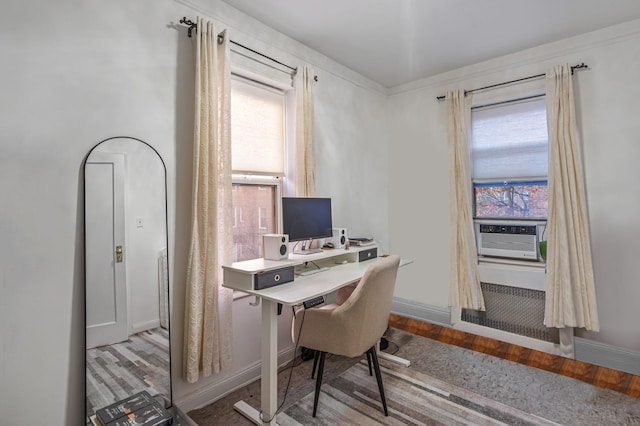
[299,267,330,276]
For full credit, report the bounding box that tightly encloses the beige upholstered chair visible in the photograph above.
[291,255,401,417]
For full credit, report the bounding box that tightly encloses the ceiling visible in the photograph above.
[221,0,640,87]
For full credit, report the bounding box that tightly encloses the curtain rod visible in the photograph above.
[179,17,319,82]
[435,63,588,101]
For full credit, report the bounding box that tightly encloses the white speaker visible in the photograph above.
[263,234,289,260]
[332,228,348,249]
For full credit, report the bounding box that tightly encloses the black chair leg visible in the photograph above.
[311,350,319,379]
[368,346,389,416]
[366,350,373,376]
[313,352,326,417]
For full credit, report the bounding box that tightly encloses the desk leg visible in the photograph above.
[233,299,278,426]
[261,299,278,424]
[377,339,411,367]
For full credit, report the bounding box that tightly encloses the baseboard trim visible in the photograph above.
[574,337,640,376]
[391,297,451,327]
[174,347,297,413]
[131,319,161,335]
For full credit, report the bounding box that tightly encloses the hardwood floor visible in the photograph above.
[388,314,640,398]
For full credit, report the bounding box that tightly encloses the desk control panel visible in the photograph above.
[303,296,325,309]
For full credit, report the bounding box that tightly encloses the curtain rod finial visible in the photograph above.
[179,16,197,38]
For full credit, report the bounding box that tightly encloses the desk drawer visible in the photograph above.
[358,247,377,262]
[255,266,294,290]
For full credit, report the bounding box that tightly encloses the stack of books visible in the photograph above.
[93,390,173,426]
[348,237,376,247]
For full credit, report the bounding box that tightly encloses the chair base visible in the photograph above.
[312,346,388,417]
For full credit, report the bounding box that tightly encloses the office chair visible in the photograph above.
[291,255,401,417]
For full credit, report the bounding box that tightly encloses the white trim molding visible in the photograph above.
[575,337,640,376]
[391,296,451,327]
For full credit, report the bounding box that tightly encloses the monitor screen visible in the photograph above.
[282,197,333,242]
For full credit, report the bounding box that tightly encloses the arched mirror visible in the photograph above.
[84,137,171,422]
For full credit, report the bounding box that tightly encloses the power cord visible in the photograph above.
[259,306,307,423]
[384,339,400,356]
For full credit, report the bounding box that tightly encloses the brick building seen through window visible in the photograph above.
[232,184,277,262]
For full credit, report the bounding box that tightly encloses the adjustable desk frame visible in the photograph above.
[222,246,409,426]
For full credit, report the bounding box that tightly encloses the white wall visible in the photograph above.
[389,20,640,353]
[0,0,389,424]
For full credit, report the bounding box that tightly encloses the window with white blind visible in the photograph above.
[231,77,285,175]
[231,76,286,262]
[471,97,548,218]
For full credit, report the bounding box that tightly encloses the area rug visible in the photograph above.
[278,358,560,425]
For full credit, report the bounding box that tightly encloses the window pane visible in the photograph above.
[231,78,285,175]
[474,181,547,218]
[471,97,547,180]
[232,183,277,262]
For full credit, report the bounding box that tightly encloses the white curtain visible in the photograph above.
[294,66,316,197]
[183,17,234,383]
[544,64,599,331]
[446,90,485,310]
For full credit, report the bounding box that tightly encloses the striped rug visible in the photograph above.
[279,358,559,425]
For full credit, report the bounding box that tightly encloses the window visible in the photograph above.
[232,181,278,260]
[231,76,287,262]
[474,180,547,218]
[471,97,548,219]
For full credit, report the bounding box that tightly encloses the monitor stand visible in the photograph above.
[293,240,323,255]
[294,248,322,255]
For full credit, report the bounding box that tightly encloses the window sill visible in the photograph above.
[478,255,546,269]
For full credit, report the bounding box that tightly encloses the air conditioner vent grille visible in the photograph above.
[462,282,559,343]
[481,233,536,252]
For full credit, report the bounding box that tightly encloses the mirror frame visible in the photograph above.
[83,136,172,421]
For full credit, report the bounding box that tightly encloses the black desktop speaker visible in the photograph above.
[332,228,348,249]
[263,234,289,260]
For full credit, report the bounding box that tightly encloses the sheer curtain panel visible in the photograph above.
[294,66,316,196]
[183,17,234,383]
[544,64,599,331]
[446,90,485,310]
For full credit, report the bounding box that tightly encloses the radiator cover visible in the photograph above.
[461,282,559,343]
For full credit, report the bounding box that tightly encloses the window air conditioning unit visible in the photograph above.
[475,220,542,260]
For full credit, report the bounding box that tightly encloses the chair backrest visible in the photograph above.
[292,255,401,358]
[335,255,401,356]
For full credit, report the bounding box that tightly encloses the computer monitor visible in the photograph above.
[282,197,333,254]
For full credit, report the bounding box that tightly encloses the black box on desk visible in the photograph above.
[255,266,295,290]
[222,259,297,291]
[358,247,377,262]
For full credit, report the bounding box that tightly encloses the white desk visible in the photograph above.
[222,246,409,425]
